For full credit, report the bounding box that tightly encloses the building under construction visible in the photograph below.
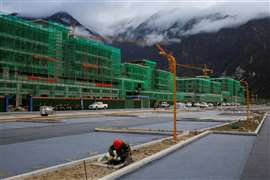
[0,13,245,111]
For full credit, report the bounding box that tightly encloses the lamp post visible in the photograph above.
[240,80,250,121]
[155,44,177,141]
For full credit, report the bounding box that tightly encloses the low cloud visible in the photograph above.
[1,0,269,42]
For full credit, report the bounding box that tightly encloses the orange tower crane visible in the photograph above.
[176,63,213,76]
[155,43,177,141]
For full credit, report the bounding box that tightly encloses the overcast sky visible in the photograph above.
[1,0,269,34]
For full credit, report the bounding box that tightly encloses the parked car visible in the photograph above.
[88,102,108,110]
[176,103,186,109]
[208,103,214,107]
[159,102,170,108]
[40,106,54,116]
[200,102,209,108]
[194,102,208,108]
[194,103,201,107]
[185,102,192,107]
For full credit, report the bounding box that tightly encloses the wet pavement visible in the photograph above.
[0,132,165,178]
[121,134,255,180]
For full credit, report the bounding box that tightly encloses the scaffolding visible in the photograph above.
[176,78,211,94]
[0,14,120,100]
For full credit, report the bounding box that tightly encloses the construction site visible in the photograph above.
[0,11,270,180]
[0,13,245,112]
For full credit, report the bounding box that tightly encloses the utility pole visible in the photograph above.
[155,44,177,141]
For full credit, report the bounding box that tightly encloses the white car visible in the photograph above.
[194,103,201,107]
[40,106,54,116]
[185,102,192,107]
[88,102,108,110]
[194,102,208,108]
[208,103,214,107]
[159,102,170,108]
[200,102,209,108]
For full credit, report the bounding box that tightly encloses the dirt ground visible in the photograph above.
[212,113,265,132]
[24,133,196,180]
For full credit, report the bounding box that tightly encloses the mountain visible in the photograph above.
[110,9,262,45]
[16,12,104,40]
[111,17,270,99]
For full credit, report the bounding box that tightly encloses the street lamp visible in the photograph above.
[155,44,177,141]
[240,80,251,121]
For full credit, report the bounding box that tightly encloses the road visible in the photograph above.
[121,133,256,180]
[241,116,270,180]
[0,111,243,178]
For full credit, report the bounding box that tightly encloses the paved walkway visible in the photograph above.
[241,116,270,180]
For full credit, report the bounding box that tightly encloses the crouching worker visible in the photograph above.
[107,138,132,165]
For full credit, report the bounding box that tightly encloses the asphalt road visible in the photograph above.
[121,134,255,180]
[0,111,242,178]
[0,132,164,178]
[0,115,167,145]
[241,116,270,180]
[0,111,231,145]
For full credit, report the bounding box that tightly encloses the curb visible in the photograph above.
[198,121,235,132]
[95,128,183,136]
[212,131,257,136]
[4,133,189,180]
[254,112,268,134]
[176,119,233,123]
[212,112,268,136]
[99,131,211,180]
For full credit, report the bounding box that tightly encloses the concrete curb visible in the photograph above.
[254,112,268,134]
[212,130,257,136]
[4,133,189,180]
[99,131,211,180]
[95,128,183,136]
[176,119,233,123]
[212,112,268,136]
[198,121,236,132]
